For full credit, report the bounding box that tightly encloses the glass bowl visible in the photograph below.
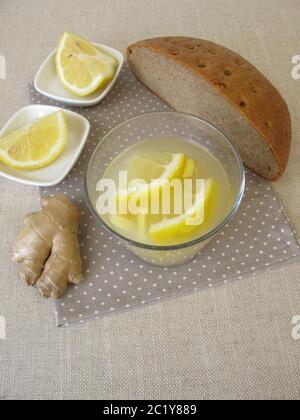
[84,112,245,267]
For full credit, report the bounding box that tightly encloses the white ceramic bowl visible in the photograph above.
[34,43,124,107]
[0,105,90,187]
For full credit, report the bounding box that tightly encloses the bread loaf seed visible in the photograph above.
[127,37,291,180]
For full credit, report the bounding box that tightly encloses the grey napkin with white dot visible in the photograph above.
[29,64,300,327]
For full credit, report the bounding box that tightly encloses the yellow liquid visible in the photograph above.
[99,137,232,246]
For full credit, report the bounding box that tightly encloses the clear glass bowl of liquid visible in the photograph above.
[84,112,245,267]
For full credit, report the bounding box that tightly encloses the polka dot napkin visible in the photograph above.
[30,64,300,327]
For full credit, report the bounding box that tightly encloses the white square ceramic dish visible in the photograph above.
[34,43,124,107]
[0,105,90,187]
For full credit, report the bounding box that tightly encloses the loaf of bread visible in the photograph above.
[127,37,291,180]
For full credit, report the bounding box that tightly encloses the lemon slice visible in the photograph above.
[118,153,186,200]
[183,158,196,178]
[110,213,149,241]
[56,32,118,96]
[115,153,186,216]
[0,111,67,170]
[149,179,214,244]
[110,214,136,233]
[129,152,186,183]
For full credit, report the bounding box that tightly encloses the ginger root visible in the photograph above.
[12,195,83,298]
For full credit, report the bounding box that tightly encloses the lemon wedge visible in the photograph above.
[117,153,186,205]
[129,152,186,183]
[56,32,118,96]
[149,179,214,244]
[110,214,136,233]
[183,158,196,178]
[0,111,67,170]
[110,213,149,242]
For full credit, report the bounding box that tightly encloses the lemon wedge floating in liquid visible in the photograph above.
[117,152,186,203]
[109,153,186,237]
[0,110,67,170]
[110,214,136,233]
[149,179,215,245]
[182,158,197,178]
[56,32,118,97]
[129,152,187,182]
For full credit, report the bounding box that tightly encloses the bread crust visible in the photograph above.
[127,37,291,180]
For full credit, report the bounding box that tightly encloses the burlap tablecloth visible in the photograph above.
[0,0,300,400]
